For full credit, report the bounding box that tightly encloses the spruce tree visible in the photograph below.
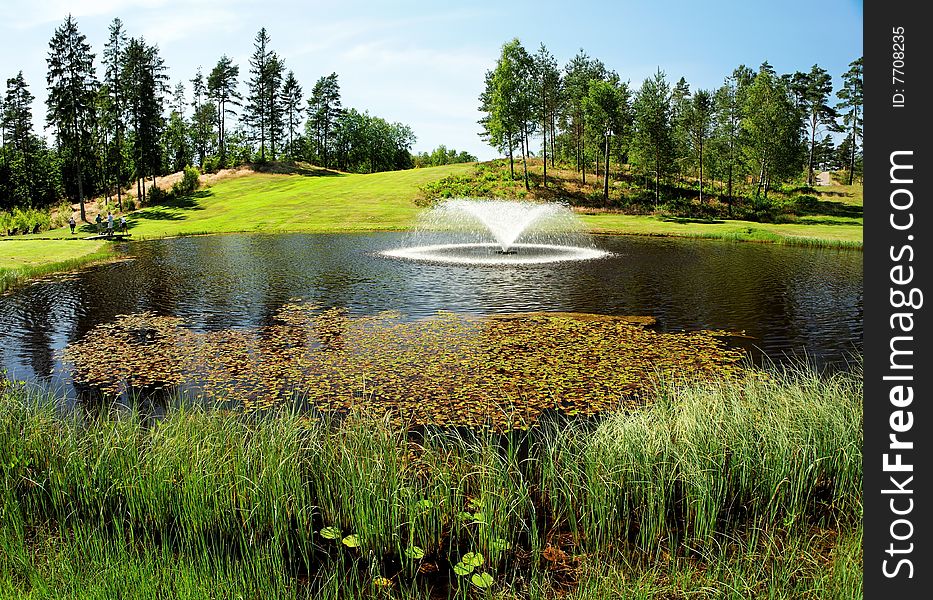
[46,14,98,221]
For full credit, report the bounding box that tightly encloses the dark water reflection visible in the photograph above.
[0,232,862,391]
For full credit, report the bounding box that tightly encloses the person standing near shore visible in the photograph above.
[120,215,127,234]
[95,213,102,234]
[106,212,114,236]
[69,215,76,234]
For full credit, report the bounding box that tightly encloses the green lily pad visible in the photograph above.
[319,526,340,540]
[342,534,360,548]
[453,562,474,576]
[462,551,484,567]
[471,572,494,588]
[415,499,434,511]
[405,545,425,559]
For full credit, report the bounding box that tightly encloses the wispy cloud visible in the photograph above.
[1,0,171,29]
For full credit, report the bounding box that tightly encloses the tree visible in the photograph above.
[670,76,691,181]
[281,70,303,160]
[741,66,804,198]
[266,54,285,160]
[561,50,607,183]
[46,14,98,221]
[244,28,278,161]
[102,18,128,210]
[2,72,36,208]
[583,77,631,201]
[836,57,863,185]
[123,37,168,203]
[2,72,34,155]
[190,67,215,168]
[532,43,560,187]
[164,82,192,172]
[478,38,536,189]
[683,89,715,202]
[632,70,674,205]
[207,55,241,167]
[796,65,839,186]
[712,66,752,212]
[306,73,341,168]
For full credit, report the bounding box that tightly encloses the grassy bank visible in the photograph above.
[579,213,862,247]
[1,365,862,598]
[0,240,112,294]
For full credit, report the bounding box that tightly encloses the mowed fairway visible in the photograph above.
[124,164,474,238]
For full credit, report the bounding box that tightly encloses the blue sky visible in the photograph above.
[0,0,862,161]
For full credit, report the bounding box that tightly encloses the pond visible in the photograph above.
[1,232,862,412]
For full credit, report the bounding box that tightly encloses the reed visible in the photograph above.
[0,363,862,597]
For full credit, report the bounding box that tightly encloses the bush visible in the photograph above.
[202,156,220,174]
[7,206,51,234]
[172,166,200,197]
[50,201,73,229]
[147,185,170,205]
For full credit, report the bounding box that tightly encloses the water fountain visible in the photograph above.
[382,198,609,265]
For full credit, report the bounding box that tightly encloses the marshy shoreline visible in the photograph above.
[0,364,863,598]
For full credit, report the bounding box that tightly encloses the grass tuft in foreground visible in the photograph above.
[0,364,862,598]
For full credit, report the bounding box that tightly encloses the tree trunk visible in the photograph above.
[542,92,547,188]
[807,114,817,187]
[603,133,610,201]
[698,139,704,204]
[655,147,661,206]
[848,107,858,185]
[520,124,529,191]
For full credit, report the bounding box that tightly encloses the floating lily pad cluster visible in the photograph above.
[62,304,746,429]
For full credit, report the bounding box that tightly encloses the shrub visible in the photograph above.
[147,185,171,205]
[172,166,201,197]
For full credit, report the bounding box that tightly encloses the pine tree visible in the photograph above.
[633,70,674,205]
[306,73,341,168]
[836,57,863,185]
[123,37,168,202]
[190,67,215,168]
[103,17,128,210]
[207,56,241,167]
[796,65,839,186]
[683,89,714,202]
[245,28,273,161]
[281,70,303,160]
[532,44,560,185]
[46,14,98,221]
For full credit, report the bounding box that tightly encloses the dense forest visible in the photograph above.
[478,39,862,207]
[0,18,861,226]
[0,16,464,222]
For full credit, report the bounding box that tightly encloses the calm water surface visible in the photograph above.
[0,232,862,389]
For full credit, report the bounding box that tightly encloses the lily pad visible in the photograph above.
[405,545,425,560]
[462,551,484,567]
[319,526,340,540]
[471,572,495,588]
[453,562,474,576]
[342,534,360,548]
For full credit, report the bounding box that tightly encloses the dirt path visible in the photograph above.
[816,171,833,186]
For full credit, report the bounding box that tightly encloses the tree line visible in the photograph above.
[479,39,863,207]
[0,16,427,219]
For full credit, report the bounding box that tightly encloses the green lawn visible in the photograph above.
[580,213,862,247]
[1,163,862,290]
[0,239,111,292]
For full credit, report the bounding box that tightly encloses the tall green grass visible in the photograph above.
[0,364,862,597]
